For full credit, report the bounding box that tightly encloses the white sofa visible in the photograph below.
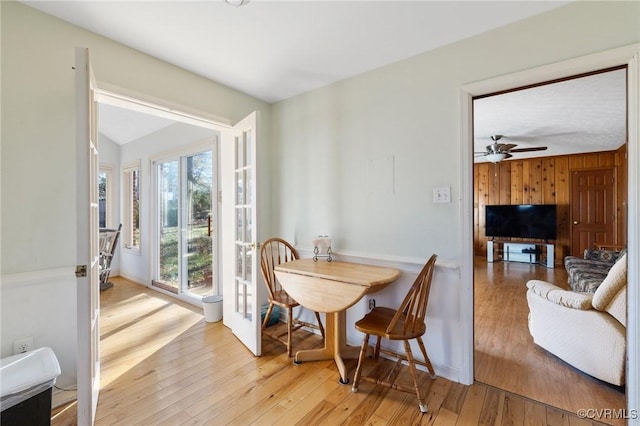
[526,253,627,386]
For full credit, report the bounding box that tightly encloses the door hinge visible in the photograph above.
[218,190,222,203]
[75,265,88,278]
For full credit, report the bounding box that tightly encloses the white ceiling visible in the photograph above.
[474,68,627,162]
[99,103,176,145]
[22,1,626,155]
[23,0,568,104]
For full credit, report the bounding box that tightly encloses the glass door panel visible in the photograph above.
[158,160,179,292]
[184,151,213,296]
[234,129,254,321]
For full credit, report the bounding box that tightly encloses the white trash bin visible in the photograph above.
[202,295,223,322]
[1,347,61,425]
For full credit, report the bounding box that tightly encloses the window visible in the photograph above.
[123,161,141,251]
[98,164,114,228]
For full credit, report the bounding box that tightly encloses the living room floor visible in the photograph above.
[473,256,626,426]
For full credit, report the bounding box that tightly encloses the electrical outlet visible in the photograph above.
[13,337,34,354]
[368,299,376,310]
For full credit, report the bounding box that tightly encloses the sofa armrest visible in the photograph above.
[526,280,593,310]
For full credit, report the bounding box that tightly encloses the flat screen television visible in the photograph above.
[485,204,557,241]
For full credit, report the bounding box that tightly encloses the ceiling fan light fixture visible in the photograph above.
[485,153,507,163]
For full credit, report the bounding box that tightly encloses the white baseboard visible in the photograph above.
[52,387,77,409]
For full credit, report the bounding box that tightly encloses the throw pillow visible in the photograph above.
[593,253,627,310]
[584,248,618,262]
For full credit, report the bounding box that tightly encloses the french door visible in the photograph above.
[75,47,100,426]
[222,111,262,356]
[153,147,218,300]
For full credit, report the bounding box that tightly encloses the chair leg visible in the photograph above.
[262,304,274,330]
[404,340,428,413]
[416,337,437,379]
[352,333,370,393]
[314,311,325,338]
[374,336,382,360]
[287,306,294,357]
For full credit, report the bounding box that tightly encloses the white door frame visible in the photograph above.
[460,44,640,421]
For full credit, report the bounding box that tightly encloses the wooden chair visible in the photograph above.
[351,254,438,413]
[99,224,122,291]
[260,238,325,357]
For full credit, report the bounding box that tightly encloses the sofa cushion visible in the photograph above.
[526,280,593,310]
[593,253,627,311]
[564,256,615,293]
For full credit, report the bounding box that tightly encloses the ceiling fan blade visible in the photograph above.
[509,146,548,153]
[485,143,516,152]
[504,153,513,159]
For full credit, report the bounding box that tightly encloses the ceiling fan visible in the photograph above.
[475,135,548,163]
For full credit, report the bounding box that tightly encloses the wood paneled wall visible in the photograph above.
[473,147,627,265]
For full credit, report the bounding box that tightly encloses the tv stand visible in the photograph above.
[487,240,554,268]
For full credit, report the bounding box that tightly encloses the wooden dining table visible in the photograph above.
[274,258,400,383]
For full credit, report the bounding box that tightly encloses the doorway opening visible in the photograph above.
[95,89,227,308]
[470,67,628,418]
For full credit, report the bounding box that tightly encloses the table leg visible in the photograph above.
[333,311,349,383]
[293,312,335,363]
[293,311,360,384]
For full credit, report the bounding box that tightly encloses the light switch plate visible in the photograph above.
[433,186,451,203]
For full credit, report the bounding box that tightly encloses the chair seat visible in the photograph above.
[270,290,300,308]
[355,307,426,340]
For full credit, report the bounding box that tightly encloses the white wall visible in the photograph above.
[271,1,640,382]
[0,1,269,387]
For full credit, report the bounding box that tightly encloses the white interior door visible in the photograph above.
[75,47,100,425]
[222,112,261,355]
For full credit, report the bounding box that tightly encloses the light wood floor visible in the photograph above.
[474,257,626,426]
[51,276,609,425]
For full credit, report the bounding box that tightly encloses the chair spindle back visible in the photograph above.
[386,254,437,335]
[260,238,299,300]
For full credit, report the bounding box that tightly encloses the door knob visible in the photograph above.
[573,221,580,225]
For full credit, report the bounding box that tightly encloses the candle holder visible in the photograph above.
[313,235,332,262]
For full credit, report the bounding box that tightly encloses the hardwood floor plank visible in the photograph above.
[524,400,548,426]
[546,406,572,426]
[433,407,459,425]
[451,383,487,425]
[501,393,525,426]
[260,371,344,426]
[442,381,469,415]
[479,385,505,426]
[294,400,336,426]
[248,366,336,425]
[363,413,394,425]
